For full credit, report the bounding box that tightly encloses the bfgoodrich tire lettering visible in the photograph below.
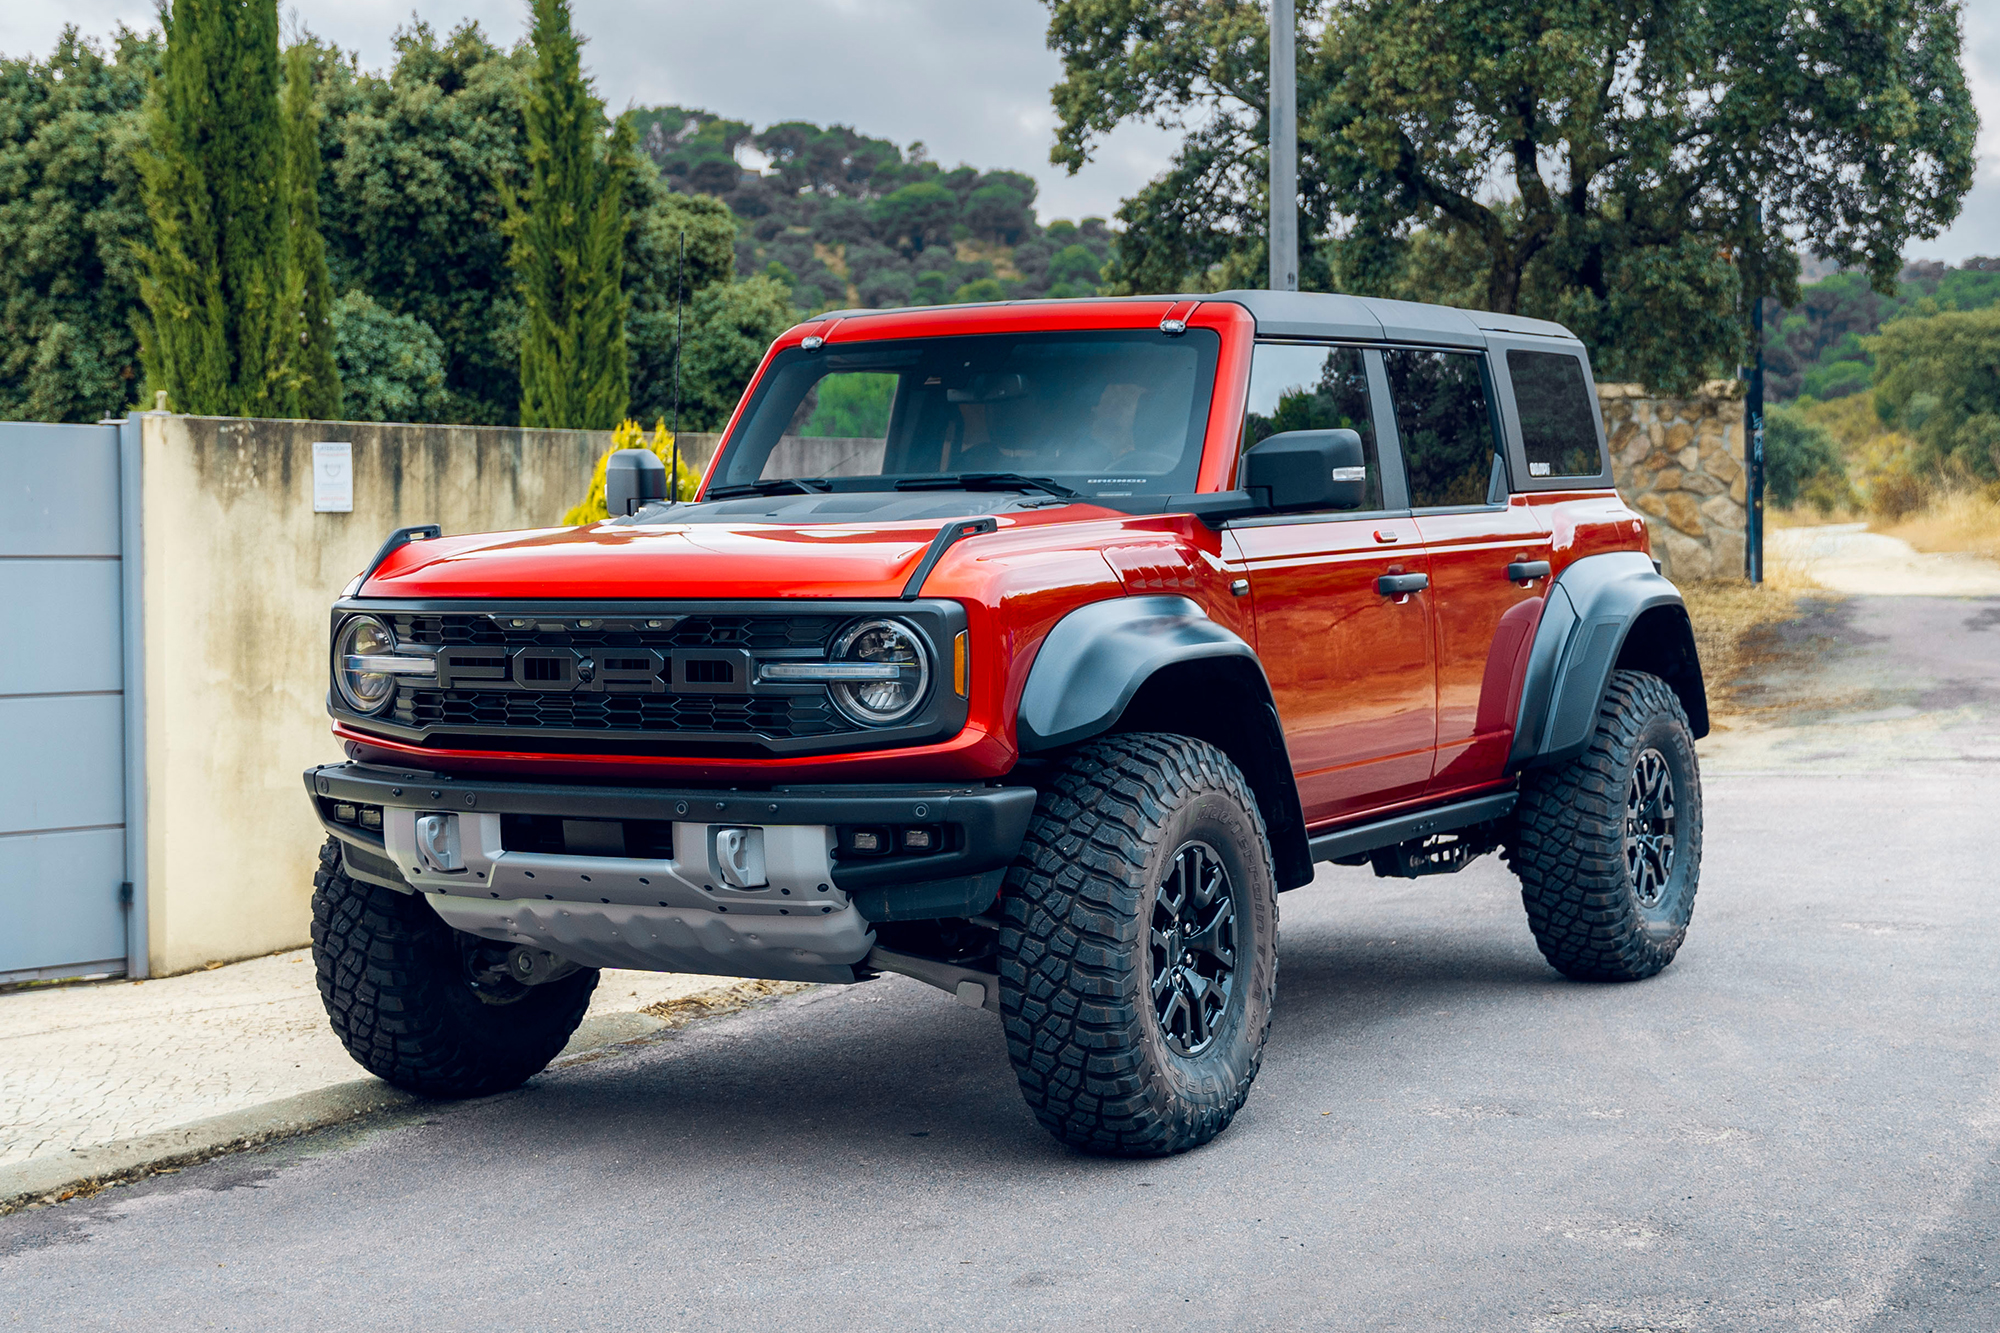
[998,734,1278,1156]
[310,838,598,1097]
[1508,669,1703,982]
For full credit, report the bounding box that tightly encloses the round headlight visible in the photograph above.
[334,615,399,714]
[828,619,931,727]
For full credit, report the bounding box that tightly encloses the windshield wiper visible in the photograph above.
[892,473,1079,500]
[705,477,834,499]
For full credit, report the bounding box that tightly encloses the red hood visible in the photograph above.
[360,514,1024,600]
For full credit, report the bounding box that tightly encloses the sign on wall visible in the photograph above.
[312,441,353,513]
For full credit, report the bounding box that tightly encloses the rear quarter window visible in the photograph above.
[1507,350,1604,479]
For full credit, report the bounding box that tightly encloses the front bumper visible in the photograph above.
[304,763,1036,984]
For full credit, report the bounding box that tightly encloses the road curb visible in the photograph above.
[0,1005,686,1215]
[0,1078,419,1214]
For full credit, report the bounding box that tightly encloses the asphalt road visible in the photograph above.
[5,593,1999,1333]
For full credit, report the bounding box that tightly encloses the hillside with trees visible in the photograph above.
[1760,259,2000,402]
[630,106,1116,313]
[0,20,1112,427]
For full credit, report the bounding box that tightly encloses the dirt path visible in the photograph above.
[1696,525,2000,772]
[1767,522,2000,597]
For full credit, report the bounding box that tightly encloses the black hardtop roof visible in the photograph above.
[1212,289,1580,347]
[810,290,1582,350]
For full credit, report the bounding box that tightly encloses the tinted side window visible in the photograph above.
[1243,343,1382,511]
[1382,349,1501,509]
[1507,349,1602,478]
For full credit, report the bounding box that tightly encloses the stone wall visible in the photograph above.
[1600,382,1749,582]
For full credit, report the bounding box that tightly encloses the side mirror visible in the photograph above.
[604,449,669,517]
[1240,429,1367,513]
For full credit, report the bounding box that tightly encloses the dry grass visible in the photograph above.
[1676,554,1821,717]
[1766,504,1862,529]
[1877,488,2000,562]
[640,978,808,1028]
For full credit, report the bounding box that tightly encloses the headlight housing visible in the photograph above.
[826,618,931,726]
[333,614,400,714]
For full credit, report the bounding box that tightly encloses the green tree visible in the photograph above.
[626,188,739,424]
[313,23,528,423]
[132,0,300,415]
[1045,243,1105,297]
[1871,307,2000,482]
[283,43,340,419]
[329,289,446,421]
[310,23,750,427]
[872,181,957,256]
[952,277,1007,303]
[1046,0,1976,393]
[675,275,795,429]
[0,26,159,421]
[503,0,632,430]
[962,172,1036,244]
[1763,404,1854,510]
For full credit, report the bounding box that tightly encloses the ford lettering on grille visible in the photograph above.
[435,645,746,695]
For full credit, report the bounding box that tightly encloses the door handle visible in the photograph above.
[1506,560,1551,582]
[1377,572,1429,597]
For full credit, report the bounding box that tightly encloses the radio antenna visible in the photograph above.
[670,231,685,501]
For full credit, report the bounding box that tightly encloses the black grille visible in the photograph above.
[392,688,844,738]
[390,613,840,653]
[379,609,857,744]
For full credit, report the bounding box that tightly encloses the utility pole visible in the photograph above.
[1269,0,1297,292]
[1746,204,1766,584]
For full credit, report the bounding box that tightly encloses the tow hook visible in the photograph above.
[415,812,464,872]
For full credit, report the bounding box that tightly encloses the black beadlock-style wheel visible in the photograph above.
[1508,669,1703,982]
[997,733,1279,1157]
[310,838,599,1097]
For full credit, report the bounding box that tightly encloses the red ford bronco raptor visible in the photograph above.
[306,292,1706,1157]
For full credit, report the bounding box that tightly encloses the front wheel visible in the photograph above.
[310,838,598,1097]
[1509,669,1703,982]
[998,734,1279,1157]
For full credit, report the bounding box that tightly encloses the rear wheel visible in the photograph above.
[1509,670,1703,982]
[310,838,598,1097]
[998,734,1278,1157]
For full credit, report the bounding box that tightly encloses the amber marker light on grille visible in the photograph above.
[953,631,969,697]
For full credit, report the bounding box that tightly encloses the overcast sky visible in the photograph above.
[5,0,1996,262]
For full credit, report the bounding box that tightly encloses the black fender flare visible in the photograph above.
[1016,595,1313,889]
[1509,551,1710,771]
[1017,595,1256,750]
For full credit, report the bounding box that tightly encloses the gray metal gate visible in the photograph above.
[1,420,141,982]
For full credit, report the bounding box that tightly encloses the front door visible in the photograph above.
[1228,343,1437,826]
[1378,347,1552,794]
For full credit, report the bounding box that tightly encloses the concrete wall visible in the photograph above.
[1600,382,1749,582]
[135,412,611,974]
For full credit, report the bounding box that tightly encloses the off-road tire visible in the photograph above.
[310,838,598,1097]
[998,734,1278,1157]
[1509,669,1703,982]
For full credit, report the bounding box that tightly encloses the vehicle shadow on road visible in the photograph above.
[449,909,1572,1171]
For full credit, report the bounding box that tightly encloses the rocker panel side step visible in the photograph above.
[1304,791,1520,868]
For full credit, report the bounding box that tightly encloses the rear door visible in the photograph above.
[1380,347,1554,796]
[1227,343,1437,825]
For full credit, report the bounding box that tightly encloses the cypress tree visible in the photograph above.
[505,0,632,430]
[132,0,298,416]
[283,43,341,420]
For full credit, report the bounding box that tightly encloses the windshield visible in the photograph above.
[711,328,1220,499]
